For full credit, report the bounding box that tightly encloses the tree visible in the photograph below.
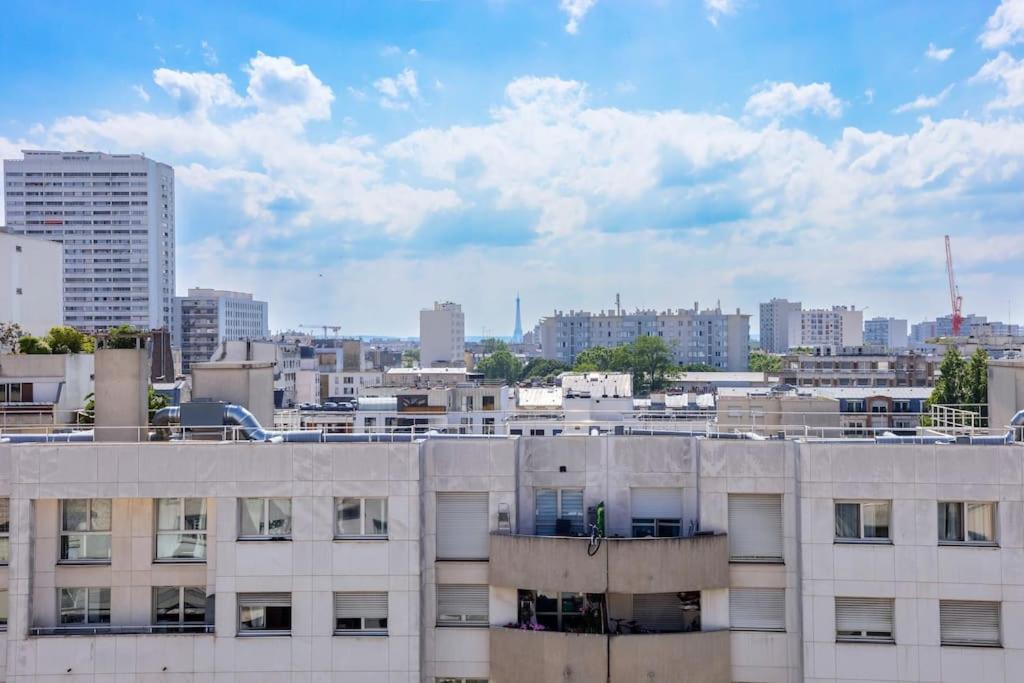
[520,358,569,381]
[629,336,674,393]
[929,347,967,406]
[749,350,782,373]
[105,324,142,349]
[401,349,419,368]
[964,348,989,406]
[17,335,52,354]
[481,338,507,354]
[679,363,719,372]
[476,349,522,385]
[46,326,95,354]
[573,347,613,372]
[0,322,25,353]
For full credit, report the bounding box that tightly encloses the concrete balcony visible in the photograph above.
[489,533,729,594]
[490,627,730,683]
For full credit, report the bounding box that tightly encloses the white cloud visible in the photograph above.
[925,42,954,61]
[245,52,334,121]
[893,84,954,113]
[560,0,596,35]
[373,68,419,110]
[201,40,218,66]
[970,51,1024,109]
[133,85,150,102]
[705,0,737,27]
[979,0,1024,49]
[152,68,244,116]
[864,88,875,104]
[744,82,843,119]
[347,86,368,101]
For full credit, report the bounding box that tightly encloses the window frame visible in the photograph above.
[237,497,293,541]
[937,501,998,546]
[0,589,7,631]
[0,498,9,564]
[436,584,489,627]
[151,586,208,632]
[154,498,208,562]
[532,590,586,631]
[237,593,292,636]
[834,500,892,543]
[58,587,112,627]
[535,488,585,537]
[334,497,388,539]
[939,600,1002,648]
[333,591,389,635]
[631,518,681,538]
[834,596,895,644]
[59,498,112,564]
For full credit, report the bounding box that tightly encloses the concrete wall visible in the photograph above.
[94,348,148,442]
[489,534,607,593]
[609,630,731,683]
[607,534,729,593]
[0,231,63,338]
[489,628,607,682]
[190,362,275,428]
[989,359,1024,431]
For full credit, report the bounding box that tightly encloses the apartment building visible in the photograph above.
[788,306,863,349]
[779,346,937,388]
[759,298,801,353]
[3,151,175,331]
[0,228,63,337]
[172,288,269,372]
[538,304,751,371]
[420,302,465,368]
[864,316,908,350]
[1,430,1024,681]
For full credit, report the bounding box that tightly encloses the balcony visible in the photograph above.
[489,533,729,594]
[490,627,730,683]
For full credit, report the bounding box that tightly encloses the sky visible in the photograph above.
[2,0,1024,338]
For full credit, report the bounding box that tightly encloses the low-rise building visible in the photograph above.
[0,352,93,427]
[779,345,937,388]
[0,228,63,337]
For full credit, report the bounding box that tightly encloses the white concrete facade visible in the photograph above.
[3,151,175,332]
[760,298,802,354]
[173,289,269,372]
[788,306,864,350]
[864,317,909,350]
[0,230,63,337]
[419,302,465,368]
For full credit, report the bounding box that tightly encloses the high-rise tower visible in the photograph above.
[512,293,523,343]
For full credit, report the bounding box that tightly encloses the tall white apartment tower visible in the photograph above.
[759,298,802,353]
[420,301,465,367]
[3,150,176,331]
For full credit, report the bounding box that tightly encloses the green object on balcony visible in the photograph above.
[595,501,605,537]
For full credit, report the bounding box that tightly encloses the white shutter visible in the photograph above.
[632,593,686,632]
[835,597,893,639]
[335,592,387,619]
[729,588,786,631]
[728,494,783,561]
[437,585,489,625]
[238,592,291,607]
[535,489,557,536]
[631,488,683,519]
[940,600,1000,645]
[436,492,489,560]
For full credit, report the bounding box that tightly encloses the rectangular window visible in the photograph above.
[237,593,291,635]
[631,488,683,538]
[535,488,584,536]
[938,501,996,544]
[334,592,388,634]
[436,585,488,626]
[529,590,586,631]
[155,498,207,560]
[335,497,388,538]
[0,498,8,562]
[59,587,111,626]
[60,499,112,562]
[633,592,700,633]
[436,492,489,560]
[835,501,891,541]
[239,498,292,539]
[940,600,1001,647]
[835,597,894,643]
[728,494,783,562]
[153,586,207,631]
[0,590,7,630]
[730,588,785,631]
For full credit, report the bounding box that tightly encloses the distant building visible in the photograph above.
[0,227,63,336]
[419,301,465,367]
[863,317,908,350]
[759,298,801,353]
[208,339,314,408]
[3,150,175,331]
[538,303,750,371]
[173,288,269,372]
[788,306,863,349]
[512,293,524,343]
[779,345,937,388]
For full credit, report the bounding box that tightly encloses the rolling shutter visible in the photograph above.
[238,592,290,607]
[437,585,489,625]
[730,588,786,631]
[728,494,783,561]
[335,592,387,620]
[535,489,557,536]
[631,488,683,519]
[436,492,489,560]
[940,600,1000,645]
[632,593,686,632]
[835,597,893,639]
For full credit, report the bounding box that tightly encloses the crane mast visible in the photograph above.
[945,235,963,337]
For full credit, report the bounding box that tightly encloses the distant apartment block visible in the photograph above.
[788,305,863,348]
[0,227,63,336]
[779,345,937,388]
[3,150,175,331]
[911,314,1020,347]
[758,298,801,353]
[173,288,269,372]
[538,304,750,371]
[419,301,465,367]
[863,316,908,350]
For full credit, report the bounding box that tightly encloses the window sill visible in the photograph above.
[334,631,388,637]
[730,627,786,633]
[834,539,893,545]
[729,558,784,565]
[938,541,999,549]
[436,558,489,563]
[836,638,895,645]
[237,537,292,542]
[237,632,291,637]
[941,641,1002,648]
[57,559,111,566]
[152,558,207,564]
[436,623,489,628]
[30,625,214,636]
[333,536,388,541]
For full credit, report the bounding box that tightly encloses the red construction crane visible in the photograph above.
[945,235,964,337]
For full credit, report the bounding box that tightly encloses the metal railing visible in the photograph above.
[929,403,988,435]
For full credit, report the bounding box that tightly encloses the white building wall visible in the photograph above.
[0,231,63,337]
[419,301,465,367]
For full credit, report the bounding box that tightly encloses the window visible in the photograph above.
[0,590,7,630]
[940,600,1001,647]
[728,494,783,562]
[633,592,700,633]
[0,499,8,562]
[535,488,584,536]
[334,592,388,634]
[436,492,489,560]
[336,497,387,537]
[482,395,495,410]
[155,498,207,560]
[239,498,292,539]
[436,679,488,683]
[938,501,996,544]
[631,488,683,538]
[59,587,111,626]
[835,501,891,541]
[60,499,111,562]
[835,597,894,643]
[153,586,207,631]
[730,588,785,631]
[237,593,291,635]
[527,590,586,631]
[437,585,488,626]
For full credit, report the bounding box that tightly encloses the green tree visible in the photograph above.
[401,349,420,368]
[964,348,989,406]
[476,348,522,384]
[45,326,95,354]
[573,347,613,372]
[481,338,507,354]
[630,336,674,393]
[678,363,719,372]
[520,358,569,381]
[749,350,782,373]
[17,335,52,354]
[0,322,25,353]
[105,324,143,349]
[929,347,967,406]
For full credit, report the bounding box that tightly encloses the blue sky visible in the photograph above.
[2,0,1024,336]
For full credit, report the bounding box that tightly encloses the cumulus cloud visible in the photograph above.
[560,0,596,35]
[245,52,334,121]
[925,43,954,61]
[979,0,1024,49]
[744,82,843,119]
[893,84,954,113]
[705,0,737,27]
[152,68,244,116]
[970,51,1024,109]
[373,68,419,110]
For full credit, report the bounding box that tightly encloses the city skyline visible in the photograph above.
[2,1,1024,336]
